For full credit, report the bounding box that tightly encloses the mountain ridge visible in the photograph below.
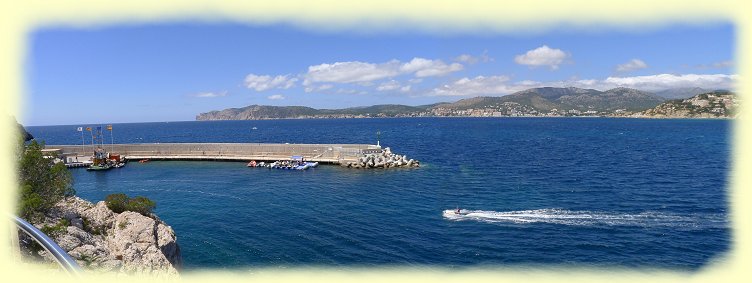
[196,87,732,120]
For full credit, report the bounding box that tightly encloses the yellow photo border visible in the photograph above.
[1,0,748,282]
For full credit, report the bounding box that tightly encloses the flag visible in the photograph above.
[107,125,112,131]
[77,127,83,132]
[86,127,92,131]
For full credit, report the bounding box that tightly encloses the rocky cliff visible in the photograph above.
[631,91,738,118]
[27,197,181,277]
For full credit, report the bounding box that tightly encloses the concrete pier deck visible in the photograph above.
[45,143,382,164]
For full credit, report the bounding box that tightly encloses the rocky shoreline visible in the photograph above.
[342,147,420,169]
[23,196,182,277]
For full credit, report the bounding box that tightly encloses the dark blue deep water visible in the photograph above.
[27,118,731,270]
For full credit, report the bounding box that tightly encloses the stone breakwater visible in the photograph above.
[342,147,420,169]
[26,196,181,277]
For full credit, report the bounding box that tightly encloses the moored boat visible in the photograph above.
[87,164,112,171]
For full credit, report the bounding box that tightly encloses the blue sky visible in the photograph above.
[24,22,735,125]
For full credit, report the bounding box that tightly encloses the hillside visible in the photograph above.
[435,87,664,112]
[632,91,738,118]
[196,87,674,120]
[653,87,712,99]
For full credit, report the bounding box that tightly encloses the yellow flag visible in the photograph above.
[107,125,112,131]
[86,127,92,131]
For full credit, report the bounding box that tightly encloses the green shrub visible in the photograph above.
[125,196,156,216]
[17,140,74,222]
[40,218,70,238]
[105,193,128,213]
[105,193,156,216]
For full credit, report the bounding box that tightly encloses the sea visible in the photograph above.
[26,118,731,270]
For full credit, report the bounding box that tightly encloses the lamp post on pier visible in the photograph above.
[376,130,381,147]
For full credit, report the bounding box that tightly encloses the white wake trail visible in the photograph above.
[443,208,727,229]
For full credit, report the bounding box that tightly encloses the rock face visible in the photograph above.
[15,118,34,141]
[33,197,181,276]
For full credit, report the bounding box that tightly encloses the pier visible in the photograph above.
[45,143,382,164]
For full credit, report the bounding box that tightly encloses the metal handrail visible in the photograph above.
[12,215,82,275]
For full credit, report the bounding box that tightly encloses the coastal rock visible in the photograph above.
[80,201,115,232]
[108,212,180,275]
[28,196,181,276]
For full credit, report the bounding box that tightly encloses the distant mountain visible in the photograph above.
[653,87,712,99]
[322,104,431,115]
[196,87,669,120]
[632,91,738,118]
[196,104,432,120]
[435,87,664,112]
[196,105,320,120]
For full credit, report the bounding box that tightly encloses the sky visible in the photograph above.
[23,22,735,126]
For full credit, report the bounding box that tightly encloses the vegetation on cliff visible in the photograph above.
[105,193,157,216]
[15,124,180,276]
[17,139,75,221]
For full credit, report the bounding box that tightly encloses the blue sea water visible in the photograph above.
[27,118,731,270]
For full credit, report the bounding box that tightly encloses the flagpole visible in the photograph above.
[80,128,84,153]
[90,128,94,152]
[109,125,114,153]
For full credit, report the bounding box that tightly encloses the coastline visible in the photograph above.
[26,115,735,129]
[195,115,736,121]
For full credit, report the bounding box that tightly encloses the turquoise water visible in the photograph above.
[28,118,731,269]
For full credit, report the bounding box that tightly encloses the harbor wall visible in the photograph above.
[45,143,381,164]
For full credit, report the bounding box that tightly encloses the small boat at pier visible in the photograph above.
[87,164,111,171]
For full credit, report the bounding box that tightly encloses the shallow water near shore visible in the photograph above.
[27,117,731,270]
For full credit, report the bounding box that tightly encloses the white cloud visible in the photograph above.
[600,73,737,91]
[377,80,401,91]
[400,58,463,77]
[376,80,412,93]
[454,51,493,64]
[520,74,737,92]
[305,60,402,84]
[428,73,737,96]
[514,45,569,70]
[192,91,227,98]
[267,94,285,100]
[455,54,478,64]
[430,75,515,96]
[304,84,333,93]
[616,59,648,72]
[244,74,298,91]
[304,57,464,84]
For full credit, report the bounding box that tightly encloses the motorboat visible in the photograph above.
[86,164,111,171]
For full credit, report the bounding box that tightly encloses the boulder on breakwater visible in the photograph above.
[341,147,420,169]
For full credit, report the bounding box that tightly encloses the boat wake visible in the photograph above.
[442,208,727,229]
